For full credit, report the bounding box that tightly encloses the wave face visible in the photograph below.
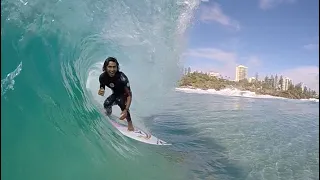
[1,0,199,179]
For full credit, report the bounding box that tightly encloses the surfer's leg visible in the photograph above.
[116,96,132,121]
[116,96,134,131]
[103,94,116,115]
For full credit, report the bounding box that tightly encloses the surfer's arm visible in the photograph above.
[124,87,132,110]
[99,74,105,89]
[122,74,132,110]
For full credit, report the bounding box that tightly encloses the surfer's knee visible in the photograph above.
[103,100,112,113]
[106,107,112,115]
[103,98,112,108]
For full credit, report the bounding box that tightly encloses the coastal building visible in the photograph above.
[235,65,248,81]
[208,72,220,77]
[184,67,192,75]
[282,77,291,91]
[248,77,256,83]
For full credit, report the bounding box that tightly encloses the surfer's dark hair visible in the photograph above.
[103,57,120,71]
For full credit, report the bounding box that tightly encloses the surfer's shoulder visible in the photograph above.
[99,72,107,81]
[99,72,104,78]
[118,71,129,82]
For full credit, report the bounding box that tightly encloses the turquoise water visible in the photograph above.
[157,92,319,180]
[1,0,319,180]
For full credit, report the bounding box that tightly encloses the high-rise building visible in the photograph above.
[235,65,248,81]
[184,67,192,75]
[282,77,291,91]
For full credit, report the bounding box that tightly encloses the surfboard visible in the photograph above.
[106,114,171,146]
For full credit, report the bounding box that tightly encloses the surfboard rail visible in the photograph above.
[105,113,171,146]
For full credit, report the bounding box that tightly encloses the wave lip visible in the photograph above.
[175,87,319,102]
[1,62,23,96]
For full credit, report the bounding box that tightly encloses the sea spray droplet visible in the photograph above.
[1,62,23,96]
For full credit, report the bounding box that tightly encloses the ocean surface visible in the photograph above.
[1,0,319,180]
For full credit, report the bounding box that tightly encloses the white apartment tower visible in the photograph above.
[282,77,291,91]
[235,65,248,81]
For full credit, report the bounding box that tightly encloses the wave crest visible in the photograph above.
[1,62,23,96]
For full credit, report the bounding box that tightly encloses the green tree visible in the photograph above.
[294,83,302,92]
[274,74,278,89]
[303,86,308,94]
[279,76,283,90]
[288,81,294,91]
[307,88,312,97]
[264,76,268,83]
[255,73,259,82]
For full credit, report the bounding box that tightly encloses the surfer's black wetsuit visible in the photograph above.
[99,71,132,122]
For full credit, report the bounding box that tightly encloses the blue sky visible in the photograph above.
[183,0,319,91]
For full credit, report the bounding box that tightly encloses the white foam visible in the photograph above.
[1,62,23,96]
[300,98,319,102]
[175,87,318,102]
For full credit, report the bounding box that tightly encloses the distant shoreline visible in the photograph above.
[176,86,284,99]
[177,72,319,100]
[175,87,319,102]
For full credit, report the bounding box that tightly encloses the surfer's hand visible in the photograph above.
[98,88,105,96]
[119,110,127,120]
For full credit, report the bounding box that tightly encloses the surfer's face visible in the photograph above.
[107,61,117,77]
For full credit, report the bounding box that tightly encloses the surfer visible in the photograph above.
[98,57,134,131]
